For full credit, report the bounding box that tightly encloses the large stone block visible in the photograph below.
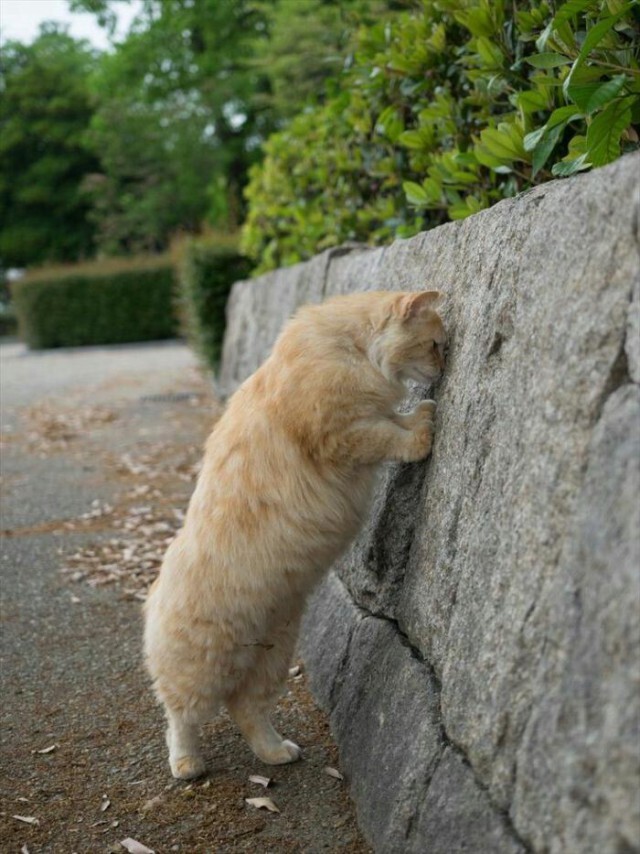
[301,575,524,853]
[220,153,640,853]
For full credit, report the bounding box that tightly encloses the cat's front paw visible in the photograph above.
[412,399,436,421]
[170,753,207,780]
[409,400,435,460]
[255,738,302,765]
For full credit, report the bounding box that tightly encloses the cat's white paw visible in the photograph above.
[170,753,207,780]
[256,738,302,765]
[282,739,302,762]
[415,399,436,420]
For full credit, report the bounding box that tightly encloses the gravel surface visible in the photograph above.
[0,340,370,854]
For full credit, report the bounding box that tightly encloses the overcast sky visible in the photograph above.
[0,0,142,49]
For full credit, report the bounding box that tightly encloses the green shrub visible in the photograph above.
[12,256,177,349]
[242,0,640,272]
[0,306,18,337]
[0,274,17,336]
[175,238,252,370]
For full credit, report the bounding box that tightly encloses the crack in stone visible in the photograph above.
[346,595,532,852]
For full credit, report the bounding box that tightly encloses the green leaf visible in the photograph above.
[524,106,583,152]
[398,129,432,150]
[422,178,442,203]
[532,123,564,176]
[524,104,584,175]
[429,23,446,53]
[448,195,486,220]
[585,96,634,165]
[551,0,594,28]
[376,106,405,142]
[535,21,554,53]
[476,36,504,68]
[525,52,573,68]
[454,8,496,38]
[479,124,527,161]
[515,89,550,114]
[403,181,430,206]
[576,75,628,113]
[524,126,547,151]
[546,104,585,129]
[577,5,632,61]
[564,3,633,95]
[551,153,591,176]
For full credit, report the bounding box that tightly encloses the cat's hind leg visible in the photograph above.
[225,619,302,765]
[166,711,206,780]
[226,695,301,764]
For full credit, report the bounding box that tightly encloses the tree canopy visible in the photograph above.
[2,0,635,272]
[0,26,99,267]
[0,0,397,267]
[68,0,386,257]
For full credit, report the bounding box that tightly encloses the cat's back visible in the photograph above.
[207,295,394,477]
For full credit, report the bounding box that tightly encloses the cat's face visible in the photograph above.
[376,291,446,385]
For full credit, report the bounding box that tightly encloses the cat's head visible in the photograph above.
[370,290,446,385]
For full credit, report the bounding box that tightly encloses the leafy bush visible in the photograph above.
[242,0,639,272]
[0,302,18,337]
[175,237,252,370]
[12,256,177,349]
[0,27,99,268]
[0,306,18,337]
[0,274,17,336]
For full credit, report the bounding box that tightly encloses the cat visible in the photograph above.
[143,289,446,779]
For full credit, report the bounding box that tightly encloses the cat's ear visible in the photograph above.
[400,290,442,320]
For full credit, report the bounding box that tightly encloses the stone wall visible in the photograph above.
[219,154,640,853]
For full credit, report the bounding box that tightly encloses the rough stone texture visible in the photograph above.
[219,154,640,853]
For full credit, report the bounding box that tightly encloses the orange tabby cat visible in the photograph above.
[144,290,446,779]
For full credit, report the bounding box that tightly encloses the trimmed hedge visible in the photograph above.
[175,239,252,370]
[0,307,18,337]
[12,259,177,349]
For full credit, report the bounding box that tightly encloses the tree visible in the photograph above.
[75,0,272,238]
[252,0,409,119]
[0,25,100,267]
[72,0,398,247]
[83,92,220,254]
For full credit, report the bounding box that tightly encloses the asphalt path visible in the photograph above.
[0,338,368,853]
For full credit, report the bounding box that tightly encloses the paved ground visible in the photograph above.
[0,339,369,853]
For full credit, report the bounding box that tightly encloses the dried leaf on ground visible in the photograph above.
[245,797,280,813]
[12,816,39,826]
[58,442,206,597]
[324,767,345,781]
[119,838,155,854]
[140,794,164,813]
[248,774,272,788]
[24,404,117,454]
[32,744,58,754]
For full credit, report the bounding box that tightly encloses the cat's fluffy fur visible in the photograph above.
[144,290,446,779]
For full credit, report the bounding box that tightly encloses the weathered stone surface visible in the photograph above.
[511,384,640,853]
[301,575,525,853]
[412,748,525,854]
[220,153,640,853]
